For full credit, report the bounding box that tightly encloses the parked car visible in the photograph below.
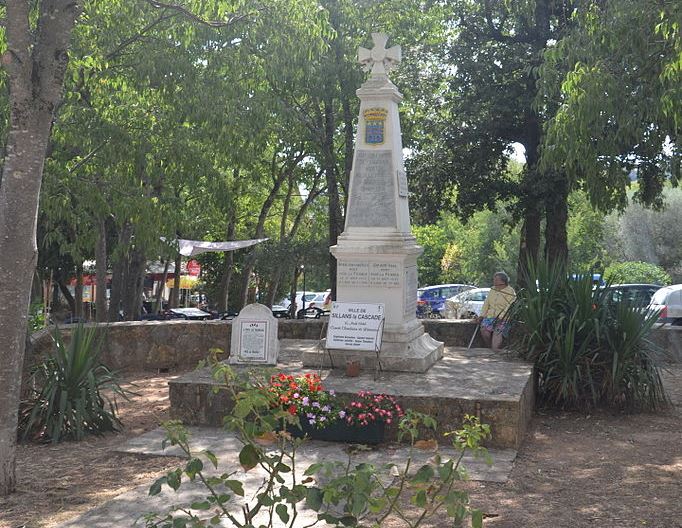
[308,291,332,313]
[602,284,662,308]
[417,284,477,318]
[168,307,213,320]
[271,304,290,319]
[648,284,682,325]
[443,288,490,319]
[279,291,319,312]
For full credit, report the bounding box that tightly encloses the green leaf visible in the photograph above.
[413,489,427,508]
[149,477,165,496]
[275,504,290,524]
[224,479,245,497]
[167,469,182,491]
[204,449,219,469]
[256,493,275,507]
[304,463,322,476]
[306,487,323,511]
[275,463,291,473]
[190,501,211,510]
[239,444,260,471]
[185,458,203,479]
[411,464,435,484]
[472,509,484,528]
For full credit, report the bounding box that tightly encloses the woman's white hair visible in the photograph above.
[494,271,510,285]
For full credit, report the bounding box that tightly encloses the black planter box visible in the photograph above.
[287,418,385,445]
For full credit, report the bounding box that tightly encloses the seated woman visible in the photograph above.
[477,272,516,352]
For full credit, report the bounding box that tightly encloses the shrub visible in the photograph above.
[508,260,668,410]
[603,261,672,286]
[20,324,127,443]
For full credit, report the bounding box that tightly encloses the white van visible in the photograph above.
[648,285,682,325]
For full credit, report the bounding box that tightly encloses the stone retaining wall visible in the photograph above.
[26,319,680,374]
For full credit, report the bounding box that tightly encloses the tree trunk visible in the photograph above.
[74,263,84,319]
[322,97,343,300]
[95,218,108,322]
[217,210,237,312]
[57,279,76,314]
[122,247,145,320]
[154,259,170,313]
[0,0,81,495]
[289,266,302,319]
[544,172,569,265]
[238,152,298,308]
[170,252,182,308]
[517,206,542,285]
[108,222,133,321]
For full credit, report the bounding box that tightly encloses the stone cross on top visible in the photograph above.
[358,33,401,77]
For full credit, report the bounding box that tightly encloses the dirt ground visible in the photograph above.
[1,367,681,528]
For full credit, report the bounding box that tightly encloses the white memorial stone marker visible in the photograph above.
[303,33,443,373]
[229,303,279,365]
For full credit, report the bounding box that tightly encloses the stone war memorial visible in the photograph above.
[169,33,535,454]
[302,32,443,373]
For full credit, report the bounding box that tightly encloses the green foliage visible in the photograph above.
[508,260,669,410]
[28,303,47,333]
[567,191,611,271]
[413,224,449,286]
[143,353,490,528]
[540,0,680,211]
[20,324,127,443]
[603,262,672,286]
[604,187,682,281]
[414,209,519,287]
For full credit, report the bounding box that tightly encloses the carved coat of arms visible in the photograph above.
[364,107,388,144]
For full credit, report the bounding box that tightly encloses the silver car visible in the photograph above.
[443,288,490,319]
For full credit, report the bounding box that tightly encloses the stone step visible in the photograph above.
[169,340,534,450]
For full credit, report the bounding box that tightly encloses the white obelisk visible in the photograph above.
[303,33,443,373]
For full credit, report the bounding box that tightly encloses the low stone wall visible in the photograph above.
[26,319,681,374]
[26,319,483,373]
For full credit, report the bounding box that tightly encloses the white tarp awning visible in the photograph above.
[177,238,268,257]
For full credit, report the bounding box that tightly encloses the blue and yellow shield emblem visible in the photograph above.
[364,108,388,145]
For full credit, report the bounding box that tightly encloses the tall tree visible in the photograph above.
[0,0,82,496]
[405,0,577,278]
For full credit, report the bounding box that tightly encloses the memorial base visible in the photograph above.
[302,326,444,373]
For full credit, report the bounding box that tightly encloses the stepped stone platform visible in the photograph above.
[170,340,535,450]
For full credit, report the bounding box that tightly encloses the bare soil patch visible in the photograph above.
[1,367,681,528]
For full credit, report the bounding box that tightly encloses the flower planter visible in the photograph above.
[288,418,385,445]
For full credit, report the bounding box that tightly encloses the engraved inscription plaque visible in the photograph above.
[337,261,402,288]
[239,321,268,361]
[404,266,418,315]
[397,169,408,197]
[337,261,370,287]
[346,150,396,228]
[369,262,401,287]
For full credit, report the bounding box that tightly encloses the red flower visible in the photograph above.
[288,405,297,415]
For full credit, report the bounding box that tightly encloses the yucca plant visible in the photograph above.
[20,324,127,443]
[508,260,668,411]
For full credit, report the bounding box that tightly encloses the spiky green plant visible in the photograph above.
[20,324,127,443]
[508,260,668,410]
